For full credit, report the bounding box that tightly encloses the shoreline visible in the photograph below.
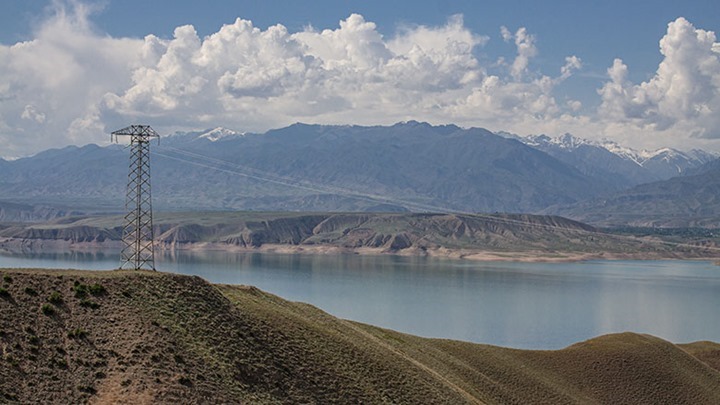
[2,237,719,263]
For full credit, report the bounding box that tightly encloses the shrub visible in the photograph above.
[24,287,38,296]
[178,376,192,387]
[41,303,55,316]
[79,299,100,309]
[2,274,11,283]
[47,291,63,305]
[73,283,106,298]
[78,385,97,395]
[52,357,68,369]
[67,328,87,339]
[88,284,106,295]
[73,283,87,298]
[4,355,18,368]
[0,288,9,298]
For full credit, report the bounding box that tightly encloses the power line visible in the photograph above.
[154,145,460,213]
[94,141,719,255]
[152,146,592,229]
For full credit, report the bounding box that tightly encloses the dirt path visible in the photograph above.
[340,319,486,405]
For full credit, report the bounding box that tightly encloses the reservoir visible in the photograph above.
[1,250,719,349]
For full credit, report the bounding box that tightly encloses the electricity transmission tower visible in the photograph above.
[112,125,160,270]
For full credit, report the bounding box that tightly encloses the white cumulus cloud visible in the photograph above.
[0,1,140,156]
[2,1,719,157]
[598,17,720,139]
[102,12,582,137]
[499,26,538,80]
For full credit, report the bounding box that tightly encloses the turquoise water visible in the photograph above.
[2,250,719,349]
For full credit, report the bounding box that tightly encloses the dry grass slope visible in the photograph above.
[0,269,718,404]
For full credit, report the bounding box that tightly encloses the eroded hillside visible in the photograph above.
[2,212,719,261]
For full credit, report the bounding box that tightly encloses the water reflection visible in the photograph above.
[1,250,719,349]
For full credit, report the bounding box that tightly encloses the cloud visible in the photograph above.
[598,17,720,138]
[498,26,538,80]
[102,13,493,130]
[560,56,582,80]
[103,12,582,136]
[21,105,46,123]
[2,1,719,158]
[0,1,140,156]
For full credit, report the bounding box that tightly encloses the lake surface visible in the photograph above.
[1,250,719,349]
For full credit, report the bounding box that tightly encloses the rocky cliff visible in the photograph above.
[2,212,718,260]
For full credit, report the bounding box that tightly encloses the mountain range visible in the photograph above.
[0,122,718,227]
[545,164,720,227]
[499,131,717,188]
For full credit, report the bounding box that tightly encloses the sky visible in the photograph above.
[1,0,720,158]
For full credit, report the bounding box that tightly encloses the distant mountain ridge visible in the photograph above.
[546,163,720,227]
[1,122,718,226]
[500,131,717,187]
[518,132,716,169]
[0,121,616,216]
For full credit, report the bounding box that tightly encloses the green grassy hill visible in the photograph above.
[0,269,719,404]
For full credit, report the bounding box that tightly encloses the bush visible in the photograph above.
[52,357,68,369]
[0,288,9,298]
[24,287,38,296]
[73,283,106,298]
[67,328,87,339]
[88,284,106,295]
[2,274,12,283]
[79,299,100,309]
[178,376,192,387]
[47,291,63,305]
[41,304,55,316]
[73,283,87,298]
[78,385,96,395]
[4,355,18,368]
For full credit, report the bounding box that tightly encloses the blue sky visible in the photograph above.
[1,0,720,157]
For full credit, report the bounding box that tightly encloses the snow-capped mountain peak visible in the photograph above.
[498,130,718,183]
[523,133,588,150]
[197,127,244,141]
[597,139,645,165]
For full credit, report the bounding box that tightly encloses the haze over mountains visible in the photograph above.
[0,122,717,227]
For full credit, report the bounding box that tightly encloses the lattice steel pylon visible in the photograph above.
[111,125,160,270]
